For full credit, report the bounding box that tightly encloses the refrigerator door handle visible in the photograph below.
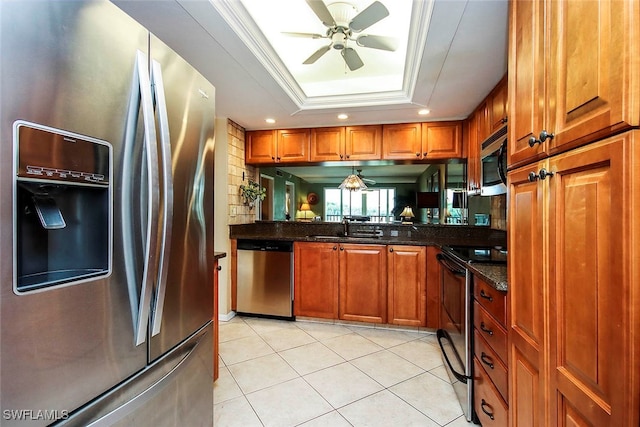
[150,59,173,337]
[123,50,160,346]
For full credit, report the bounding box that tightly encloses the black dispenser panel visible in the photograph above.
[13,121,112,293]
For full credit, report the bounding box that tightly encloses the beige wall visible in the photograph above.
[214,118,253,318]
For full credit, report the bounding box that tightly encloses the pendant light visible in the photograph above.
[338,167,368,191]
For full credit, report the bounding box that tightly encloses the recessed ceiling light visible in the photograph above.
[418,109,430,116]
[265,118,276,124]
[337,114,349,120]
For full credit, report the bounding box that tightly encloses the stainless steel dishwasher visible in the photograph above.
[236,240,294,319]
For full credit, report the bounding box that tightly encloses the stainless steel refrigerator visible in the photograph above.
[0,1,216,425]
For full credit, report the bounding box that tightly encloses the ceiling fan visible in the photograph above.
[283,0,397,71]
[356,169,376,185]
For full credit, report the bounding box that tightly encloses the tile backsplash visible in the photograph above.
[490,194,507,231]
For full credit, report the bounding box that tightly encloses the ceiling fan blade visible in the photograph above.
[356,34,397,51]
[341,47,364,71]
[282,31,326,39]
[303,45,331,64]
[349,1,389,32]
[305,0,336,27]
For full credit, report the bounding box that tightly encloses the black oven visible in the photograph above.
[480,126,507,196]
[436,251,473,421]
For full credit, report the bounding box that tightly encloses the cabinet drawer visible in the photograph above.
[474,277,506,326]
[474,358,508,427]
[474,303,508,364]
[474,329,508,403]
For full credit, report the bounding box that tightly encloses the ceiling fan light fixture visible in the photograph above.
[331,30,347,49]
[338,170,367,191]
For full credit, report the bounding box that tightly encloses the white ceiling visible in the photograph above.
[113,0,508,184]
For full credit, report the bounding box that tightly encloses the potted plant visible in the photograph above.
[239,179,266,208]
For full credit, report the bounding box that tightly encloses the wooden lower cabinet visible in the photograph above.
[293,242,339,319]
[213,259,220,381]
[339,244,387,323]
[473,275,508,426]
[475,358,509,426]
[508,130,640,426]
[294,242,434,327]
[387,245,426,327]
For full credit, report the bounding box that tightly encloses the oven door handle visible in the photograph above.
[436,329,470,383]
[437,253,466,277]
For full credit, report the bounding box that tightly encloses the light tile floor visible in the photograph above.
[214,316,476,427]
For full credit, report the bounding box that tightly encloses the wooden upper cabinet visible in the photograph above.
[245,130,277,164]
[477,100,491,144]
[466,113,481,194]
[246,129,309,164]
[277,129,309,163]
[310,127,345,162]
[382,123,422,160]
[508,0,546,168]
[422,121,463,159]
[546,0,637,153]
[309,125,382,162]
[387,245,426,327]
[489,76,508,133]
[509,0,639,168]
[345,125,382,160]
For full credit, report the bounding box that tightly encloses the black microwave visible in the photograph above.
[480,127,507,196]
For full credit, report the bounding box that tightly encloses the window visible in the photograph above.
[324,188,396,223]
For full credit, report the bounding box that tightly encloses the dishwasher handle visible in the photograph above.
[237,239,293,252]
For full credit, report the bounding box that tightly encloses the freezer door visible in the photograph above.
[148,34,216,362]
[56,323,213,427]
[0,1,150,423]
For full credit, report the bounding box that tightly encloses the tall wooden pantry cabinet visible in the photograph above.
[507,0,640,426]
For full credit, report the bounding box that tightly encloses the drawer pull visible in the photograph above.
[481,399,495,420]
[480,289,493,302]
[480,352,494,369]
[480,322,494,336]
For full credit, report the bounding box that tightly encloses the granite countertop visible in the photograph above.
[467,263,508,292]
[229,221,509,291]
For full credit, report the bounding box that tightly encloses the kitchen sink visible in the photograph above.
[307,234,381,240]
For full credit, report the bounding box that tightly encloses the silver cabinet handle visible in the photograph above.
[150,59,173,337]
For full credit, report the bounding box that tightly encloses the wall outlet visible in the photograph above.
[390,230,398,237]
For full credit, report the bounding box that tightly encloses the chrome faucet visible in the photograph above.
[342,217,350,236]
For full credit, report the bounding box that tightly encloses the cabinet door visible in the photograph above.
[277,129,310,163]
[387,245,426,327]
[422,121,462,159]
[466,113,481,194]
[382,123,422,160]
[547,133,636,426]
[310,127,345,162]
[508,0,546,168]
[246,130,277,164]
[425,246,441,329]
[489,76,508,134]
[294,242,339,319]
[477,100,491,144]
[338,244,387,323]
[546,0,638,154]
[213,260,219,381]
[345,125,382,160]
[508,162,546,426]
